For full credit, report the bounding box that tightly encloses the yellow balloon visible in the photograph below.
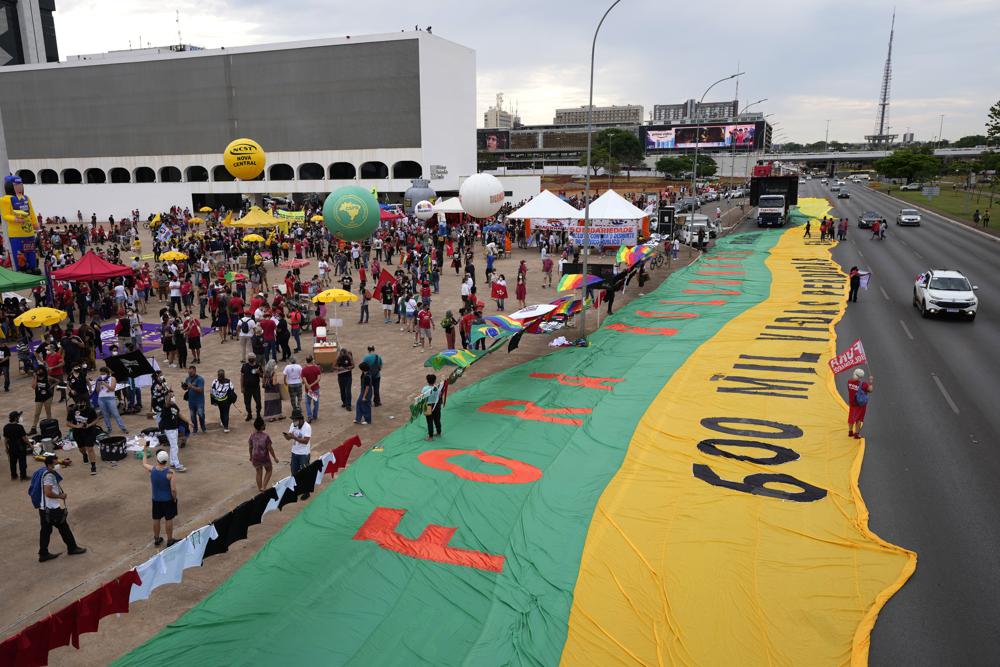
[223,138,266,180]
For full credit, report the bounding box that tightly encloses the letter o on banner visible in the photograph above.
[418,449,542,484]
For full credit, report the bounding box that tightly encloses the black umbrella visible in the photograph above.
[104,350,155,380]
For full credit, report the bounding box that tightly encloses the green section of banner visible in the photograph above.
[116,231,782,667]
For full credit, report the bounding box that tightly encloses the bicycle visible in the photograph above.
[648,254,665,270]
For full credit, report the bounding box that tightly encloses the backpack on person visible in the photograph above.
[855,386,869,406]
[28,468,61,509]
[240,317,251,335]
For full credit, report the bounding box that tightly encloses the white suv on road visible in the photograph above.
[913,269,979,320]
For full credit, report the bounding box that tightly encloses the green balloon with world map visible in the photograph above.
[322,185,380,241]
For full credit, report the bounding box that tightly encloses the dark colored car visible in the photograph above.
[837,191,851,199]
[858,211,884,229]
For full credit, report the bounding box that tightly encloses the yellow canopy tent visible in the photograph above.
[198,206,213,213]
[223,206,283,230]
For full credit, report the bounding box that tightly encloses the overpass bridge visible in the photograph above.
[760,146,995,163]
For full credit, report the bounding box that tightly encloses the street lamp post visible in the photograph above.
[690,72,744,198]
[730,97,767,181]
[581,0,622,337]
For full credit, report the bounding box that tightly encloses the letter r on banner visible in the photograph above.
[354,507,505,573]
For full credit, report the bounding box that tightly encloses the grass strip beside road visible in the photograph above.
[888,188,997,226]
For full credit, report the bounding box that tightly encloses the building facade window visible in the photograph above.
[269,163,294,180]
[212,165,235,182]
[298,163,324,180]
[360,161,388,179]
[110,167,130,183]
[84,168,106,184]
[134,167,155,183]
[15,169,35,184]
[39,169,58,184]
[392,161,422,179]
[159,167,182,183]
[185,166,209,182]
[329,162,356,179]
[61,168,82,184]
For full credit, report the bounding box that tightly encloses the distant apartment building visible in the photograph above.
[483,92,520,129]
[652,99,739,123]
[553,104,644,125]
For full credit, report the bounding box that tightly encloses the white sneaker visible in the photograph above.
[174,465,187,472]
[224,428,230,433]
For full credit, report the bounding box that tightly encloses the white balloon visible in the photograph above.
[459,173,505,219]
[414,200,435,221]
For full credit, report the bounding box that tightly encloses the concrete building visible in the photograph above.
[652,99,738,123]
[483,92,520,129]
[553,104,643,125]
[0,31,477,218]
[0,0,58,65]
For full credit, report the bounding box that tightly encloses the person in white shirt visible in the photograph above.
[236,313,256,362]
[317,258,330,286]
[283,357,303,412]
[282,410,313,498]
[168,279,182,311]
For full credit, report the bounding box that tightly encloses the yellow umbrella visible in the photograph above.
[310,214,324,222]
[199,206,213,213]
[243,233,265,243]
[312,289,358,304]
[189,216,205,224]
[14,307,67,328]
[311,289,357,345]
[159,251,188,261]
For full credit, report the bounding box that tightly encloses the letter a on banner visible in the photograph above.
[828,338,868,375]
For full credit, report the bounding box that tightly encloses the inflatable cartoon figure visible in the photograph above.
[1,175,39,271]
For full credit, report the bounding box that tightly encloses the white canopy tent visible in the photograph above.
[432,197,465,214]
[586,190,649,220]
[506,190,582,220]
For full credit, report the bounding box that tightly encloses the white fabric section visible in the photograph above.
[263,476,297,515]
[128,524,219,603]
[586,189,649,219]
[129,554,163,603]
[184,524,219,568]
[315,451,336,487]
[506,190,582,220]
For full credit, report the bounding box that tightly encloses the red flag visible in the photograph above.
[828,338,867,374]
[373,269,396,296]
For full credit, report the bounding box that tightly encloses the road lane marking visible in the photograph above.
[857,249,864,258]
[898,319,914,340]
[931,373,960,415]
[879,286,890,301]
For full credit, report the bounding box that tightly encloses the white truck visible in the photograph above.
[756,194,788,227]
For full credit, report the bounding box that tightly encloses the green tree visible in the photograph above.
[953,135,988,148]
[655,155,692,177]
[595,128,644,180]
[696,155,718,177]
[780,142,804,152]
[874,148,941,182]
[988,100,1000,144]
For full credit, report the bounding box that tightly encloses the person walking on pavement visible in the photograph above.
[283,357,303,412]
[34,452,87,562]
[301,356,322,423]
[421,374,444,441]
[361,345,382,407]
[982,211,991,228]
[141,446,178,547]
[804,220,811,238]
[29,367,54,435]
[848,266,861,303]
[354,362,373,425]
[282,410,313,498]
[335,348,354,411]
[210,369,236,433]
[66,398,100,475]
[248,416,278,491]
[973,209,980,226]
[182,366,206,434]
[847,368,873,439]
[237,311,256,362]
[158,390,188,472]
[241,354,262,421]
[94,367,128,435]
[4,410,29,480]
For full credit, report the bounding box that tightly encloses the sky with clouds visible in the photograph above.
[56,0,998,143]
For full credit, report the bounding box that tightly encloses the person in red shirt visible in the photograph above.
[415,306,434,349]
[258,313,277,361]
[420,280,432,307]
[847,368,874,438]
[300,356,322,422]
[310,311,326,337]
[288,308,303,353]
[283,273,295,297]
[459,308,475,349]
[184,314,202,364]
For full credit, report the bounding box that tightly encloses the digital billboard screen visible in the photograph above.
[643,123,758,150]
[478,129,510,151]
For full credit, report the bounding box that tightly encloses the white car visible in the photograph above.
[820,178,829,184]
[913,269,979,320]
[896,208,922,226]
[836,180,846,186]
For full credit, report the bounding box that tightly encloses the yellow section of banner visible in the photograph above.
[561,202,915,667]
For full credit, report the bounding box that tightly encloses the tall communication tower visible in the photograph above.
[866,9,898,147]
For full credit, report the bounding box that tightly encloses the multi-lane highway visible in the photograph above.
[793,180,1000,666]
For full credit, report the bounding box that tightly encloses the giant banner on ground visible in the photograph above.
[118,200,913,666]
